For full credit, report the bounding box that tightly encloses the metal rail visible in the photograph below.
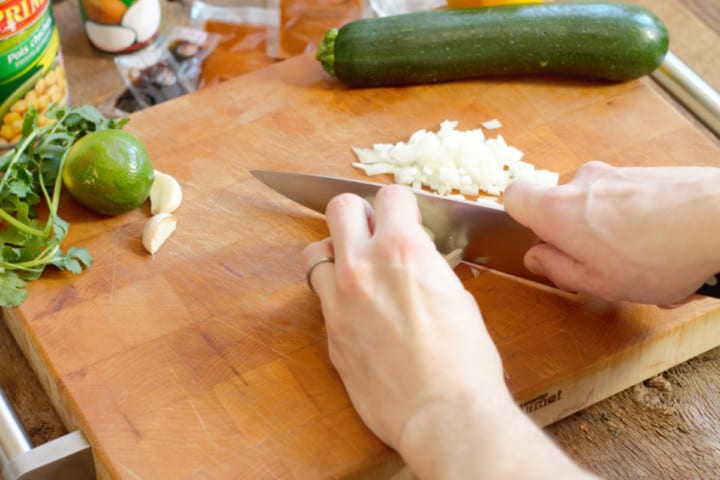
[0,389,31,468]
[651,51,720,139]
[0,386,95,480]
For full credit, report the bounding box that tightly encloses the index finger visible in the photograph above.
[502,180,555,232]
[372,184,424,237]
[504,161,615,235]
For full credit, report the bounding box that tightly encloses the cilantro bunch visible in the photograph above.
[0,105,128,307]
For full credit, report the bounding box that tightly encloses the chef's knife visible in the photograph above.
[251,170,720,299]
[251,169,549,286]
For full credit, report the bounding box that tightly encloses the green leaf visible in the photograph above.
[68,247,92,268]
[61,258,81,273]
[21,107,38,138]
[0,272,28,308]
[0,201,34,246]
[0,230,26,248]
[70,104,106,123]
[52,214,69,239]
[1,246,21,263]
[0,149,14,171]
[50,247,92,274]
[16,235,46,263]
[0,104,113,306]
[110,117,130,129]
[8,178,34,199]
[43,104,66,120]
[13,197,33,224]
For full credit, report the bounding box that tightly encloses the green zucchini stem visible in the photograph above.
[316,28,339,78]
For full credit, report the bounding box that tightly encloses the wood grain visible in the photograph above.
[547,347,720,479]
[678,0,720,34]
[4,42,720,479]
[543,2,720,477]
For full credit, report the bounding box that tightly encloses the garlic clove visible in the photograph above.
[143,212,177,255]
[150,170,182,214]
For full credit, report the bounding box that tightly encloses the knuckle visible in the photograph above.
[583,160,611,172]
[375,226,434,264]
[325,192,363,216]
[538,184,582,218]
[334,257,371,293]
[378,227,416,249]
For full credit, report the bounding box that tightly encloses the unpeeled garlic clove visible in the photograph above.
[150,170,182,214]
[143,212,177,255]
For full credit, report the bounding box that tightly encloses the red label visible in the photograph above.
[0,0,49,39]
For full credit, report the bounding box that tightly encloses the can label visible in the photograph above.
[0,0,46,33]
[79,0,162,54]
[0,0,67,146]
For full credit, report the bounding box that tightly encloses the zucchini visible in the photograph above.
[315,2,669,86]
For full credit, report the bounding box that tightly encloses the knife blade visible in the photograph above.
[251,169,549,285]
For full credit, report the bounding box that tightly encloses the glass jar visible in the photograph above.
[79,0,163,54]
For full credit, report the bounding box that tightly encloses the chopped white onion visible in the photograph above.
[352,120,558,200]
[481,118,503,129]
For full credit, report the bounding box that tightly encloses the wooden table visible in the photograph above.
[2,0,719,479]
[539,3,720,477]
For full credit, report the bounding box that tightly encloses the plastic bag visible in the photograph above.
[113,25,220,112]
[166,25,221,88]
[266,0,365,59]
[190,1,278,89]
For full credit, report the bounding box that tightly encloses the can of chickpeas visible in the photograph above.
[0,0,68,147]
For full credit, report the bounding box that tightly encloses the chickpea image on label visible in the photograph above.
[0,65,68,145]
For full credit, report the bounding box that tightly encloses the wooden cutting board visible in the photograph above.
[5,51,720,479]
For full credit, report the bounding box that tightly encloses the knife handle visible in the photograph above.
[696,275,720,298]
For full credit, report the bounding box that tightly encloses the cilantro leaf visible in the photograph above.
[0,272,28,308]
[0,105,128,307]
[51,247,93,274]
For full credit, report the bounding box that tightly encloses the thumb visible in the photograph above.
[525,243,593,295]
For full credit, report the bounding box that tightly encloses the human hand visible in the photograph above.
[503,161,720,304]
[303,185,510,450]
[304,184,596,479]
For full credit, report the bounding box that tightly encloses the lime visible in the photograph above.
[63,129,154,216]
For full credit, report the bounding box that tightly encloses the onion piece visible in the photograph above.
[481,118,503,129]
[352,120,558,200]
